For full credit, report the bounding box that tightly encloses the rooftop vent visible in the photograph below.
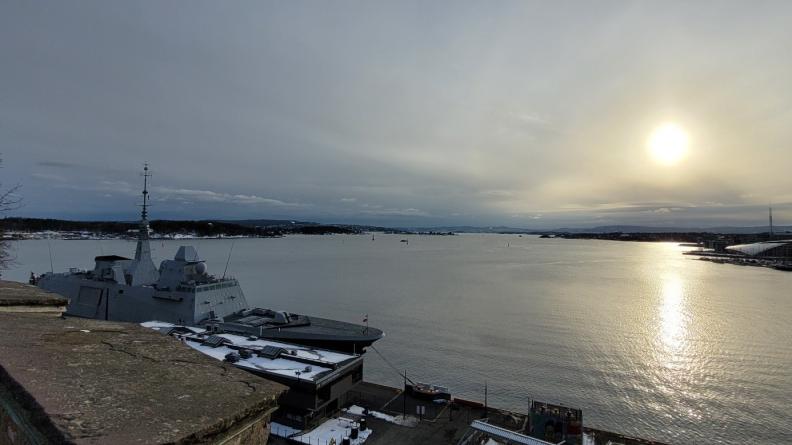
[202,335,231,348]
[257,345,285,359]
[166,326,194,336]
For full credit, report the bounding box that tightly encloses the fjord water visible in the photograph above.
[6,235,791,444]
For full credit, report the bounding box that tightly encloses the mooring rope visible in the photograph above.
[370,345,416,385]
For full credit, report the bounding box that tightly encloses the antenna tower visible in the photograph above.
[141,163,151,222]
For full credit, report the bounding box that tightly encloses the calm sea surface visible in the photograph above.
[4,235,791,444]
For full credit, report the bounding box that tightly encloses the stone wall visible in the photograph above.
[0,281,287,444]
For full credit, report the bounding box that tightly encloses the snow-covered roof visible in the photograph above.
[725,240,792,256]
[272,417,372,444]
[141,321,357,382]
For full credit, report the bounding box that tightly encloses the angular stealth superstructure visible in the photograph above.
[35,165,383,353]
[127,164,159,286]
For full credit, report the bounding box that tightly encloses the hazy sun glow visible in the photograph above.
[648,123,689,165]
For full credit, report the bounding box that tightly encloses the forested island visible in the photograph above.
[0,217,409,240]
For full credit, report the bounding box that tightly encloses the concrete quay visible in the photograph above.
[0,281,286,445]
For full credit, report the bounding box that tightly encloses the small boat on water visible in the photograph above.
[407,382,450,400]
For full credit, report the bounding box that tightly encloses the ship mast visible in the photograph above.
[136,163,152,249]
[130,163,159,285]
[141,163,151,225]
[769,205,774,239]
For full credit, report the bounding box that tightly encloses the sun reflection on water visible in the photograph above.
[648,266,705,423]
[658,275,689,353]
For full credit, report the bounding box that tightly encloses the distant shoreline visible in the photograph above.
[0,217,389,240]
[0,217,459,241]
[3,232,460,241]
[2,217,782,244]
[546,231,779,245]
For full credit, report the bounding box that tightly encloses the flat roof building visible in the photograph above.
[725,240,792,259]
[143,321,365,429]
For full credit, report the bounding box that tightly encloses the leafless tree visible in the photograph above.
[0,156,22,273]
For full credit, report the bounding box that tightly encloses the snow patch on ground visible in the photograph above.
[344,405,366,416]
[343,405,419,427]
[271,422,301,438]
[271,417,372,444]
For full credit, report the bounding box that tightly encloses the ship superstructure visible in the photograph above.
[35,165,383,353]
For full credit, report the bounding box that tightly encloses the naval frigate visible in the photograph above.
[34,165,383,353]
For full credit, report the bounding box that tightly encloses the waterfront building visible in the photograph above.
[528,401,583,445]
[144,321,364,430]
[725,240,792,259]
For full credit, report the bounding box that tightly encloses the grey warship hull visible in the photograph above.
[34,165,383,353]
[36,254,383,354]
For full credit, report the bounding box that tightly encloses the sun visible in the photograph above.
[648,123,689,165]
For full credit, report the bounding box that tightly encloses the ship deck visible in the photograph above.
[142,321,361,383]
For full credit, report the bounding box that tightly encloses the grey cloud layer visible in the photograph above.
[2,1,792,227]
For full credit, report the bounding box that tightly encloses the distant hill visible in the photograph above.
[220,219,320,228]
[409,224,792,235]
[225,219,415,234]
[407,226,538,234]
[5,217,789,237]
[547,225,792,234]
[0,217,360,237]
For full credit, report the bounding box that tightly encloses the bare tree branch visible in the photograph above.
[0,156,23,273]
[0,183,22,212]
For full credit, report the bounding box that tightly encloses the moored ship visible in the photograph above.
[34,165,382,353]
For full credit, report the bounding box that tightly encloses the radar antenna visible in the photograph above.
[130,163,160,285]
[141,163,151,222]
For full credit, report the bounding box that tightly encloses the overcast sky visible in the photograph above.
[2,1,791,228]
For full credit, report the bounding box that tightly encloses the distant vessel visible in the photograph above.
[407,382,450,400]
[34,165,383,353]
